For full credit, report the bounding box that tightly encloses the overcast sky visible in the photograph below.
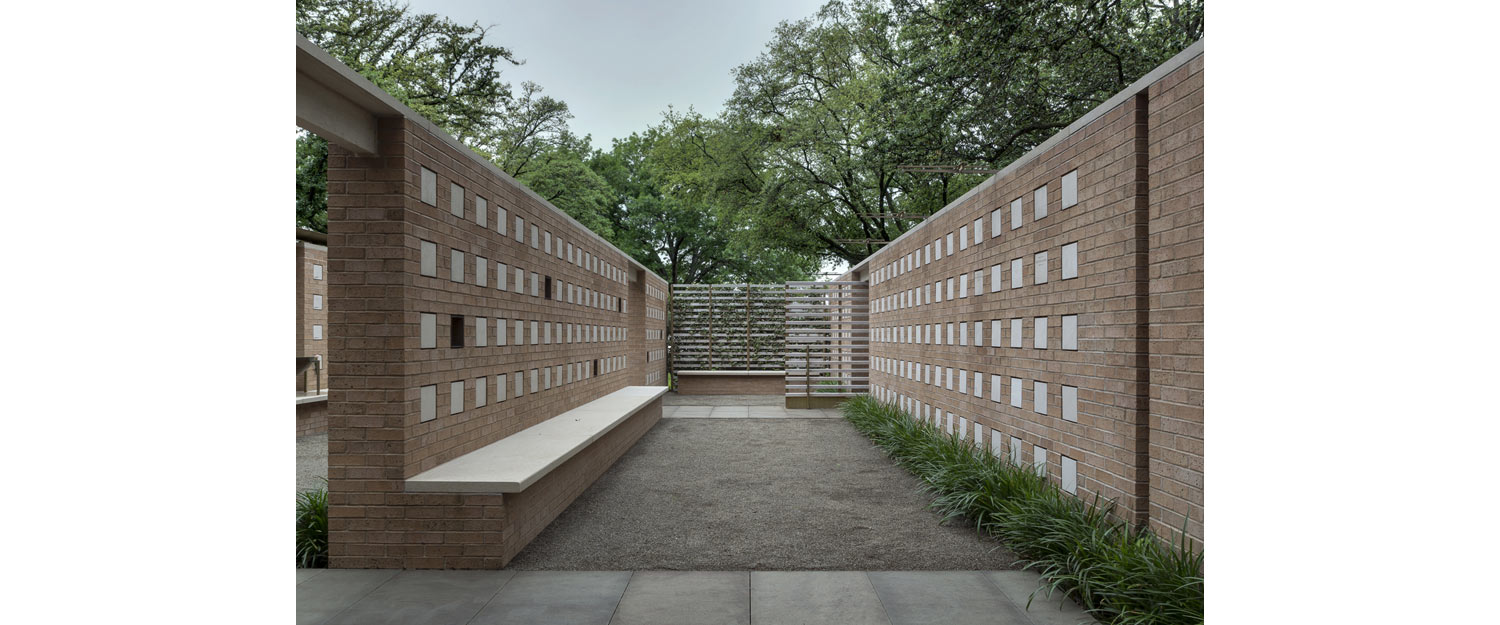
[402,0,828,151]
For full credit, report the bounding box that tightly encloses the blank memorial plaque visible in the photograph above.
[420,313,436,349]
[1034,381,1048,414]
[1010,377,1023,408]
[1034,317,1048,349]
[1011,258,1023,288]
[1062,169,1078,208]
[1034,185,1048,220]
[1010,198,1023,230]
[1063,315,1078,350]
[420,167,436,205]
[991,265,1003,292]
[420,241,437,277]
[1011,318,1023,348]
[990,374,1003,402]
[449,381,463,414]
[312,325,322,340]
[991,208,1004,238]
[1062,456,1078,494]
[476,257,487,287]
[450,183,464,218]
[496,374,507,402]
[476,195,487,227]
[475,376,486,407]
[1034,446,1048,475]
[1062,242,1079,279]
[420,385,436,422]
[1035,251,1048,284]
[1063,385,1078,422]
[450,249,463,282]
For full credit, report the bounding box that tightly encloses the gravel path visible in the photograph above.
[508,417,1019,570]
[297,433,327,492]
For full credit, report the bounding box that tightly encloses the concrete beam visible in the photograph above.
[295,70,379,154]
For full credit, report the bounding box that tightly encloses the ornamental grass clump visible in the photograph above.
[296,482,329,568]
[840,396,1203,625]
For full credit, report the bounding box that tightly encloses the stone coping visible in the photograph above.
[676,370,786,376]
[295,393,328,405]
[405,386,669,493]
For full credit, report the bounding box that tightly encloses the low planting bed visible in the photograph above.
[840,396,1204,625]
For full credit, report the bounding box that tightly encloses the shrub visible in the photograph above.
[840,396,1203,625]
[296,483,329,568]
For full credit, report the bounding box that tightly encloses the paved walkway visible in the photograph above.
[297,569,1095,625]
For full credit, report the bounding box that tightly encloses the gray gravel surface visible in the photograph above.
[507,417,1020,570]
[297,433,328,492]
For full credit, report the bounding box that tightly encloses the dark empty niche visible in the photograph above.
[450,315,464,348]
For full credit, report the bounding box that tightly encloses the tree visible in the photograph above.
[719,0,1203,265]
[296,0,517,142]
[296,132,328,233]
[593,116,820,284]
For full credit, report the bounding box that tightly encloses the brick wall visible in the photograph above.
[677,374,785,395]
[1146,54,1204,542]
[296,399,328,437]
[296,239,328,394]
[854,44,1203,546]
[324,116,668,568]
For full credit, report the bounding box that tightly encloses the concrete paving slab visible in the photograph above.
[297,568,327,585]
[708,406,751,418]
[985,570,1098,625]
[663,406,711,418]
[866,571,1034,625]
[296,569,399,625]
[609,571,749,625]
[750,571,891,625]
[469,571,630,625]
[325,570,513,625]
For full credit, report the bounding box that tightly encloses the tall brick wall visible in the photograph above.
[1146,54,1204,542]
[855,44,1203,546]
[295,239,328,394]
[324,116,669,568]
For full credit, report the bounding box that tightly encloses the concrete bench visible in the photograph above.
[405,385,669,493]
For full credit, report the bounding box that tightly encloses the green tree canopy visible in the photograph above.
[296,0,1202,276]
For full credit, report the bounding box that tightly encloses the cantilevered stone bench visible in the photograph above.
[406,385,669,493]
